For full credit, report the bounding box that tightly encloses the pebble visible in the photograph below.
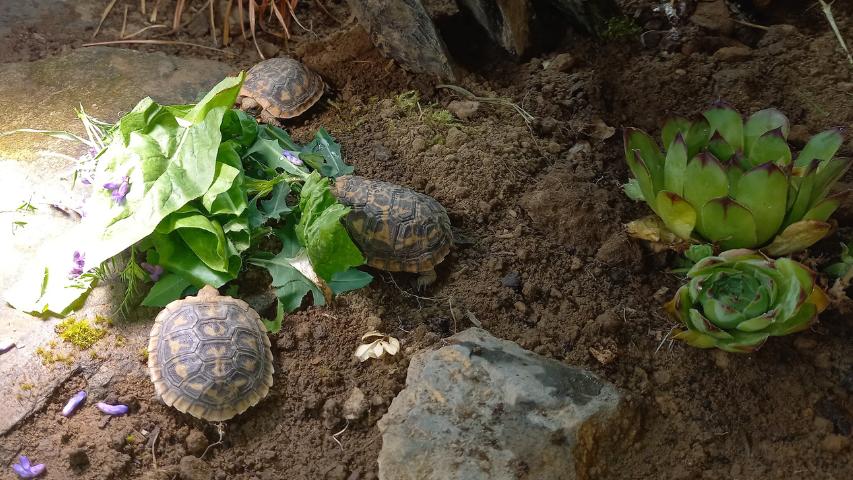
[179,455,211,480]
[689,0,733,35]
[788,124,810,146]
[294,323,312,341]
[820,434,849,453]
[185,430,208,456]
[713,46,752,62]
[365,315,383,331]
[373,144,392,162]
[712,350,730,370]
[513,301,528,314]
[446,100,480,121]
[594,310,620,333]
[412,136,427,153]
[501,272,522,290]
[652,370,671,386]
[548,53,577,72]
[812,352,832,370]
[343,387,369,420]
[813,416,833,433]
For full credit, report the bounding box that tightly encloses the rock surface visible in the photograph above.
[377,327,621,480]
[0,47,232,435]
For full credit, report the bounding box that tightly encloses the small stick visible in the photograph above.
[92,0,119,40]
[818,0,853,65]
[731,18,769,31]
[209,0,218,46]
[151,427,159,469]
[82,39,236,55]
[249,0,264,59]
[122,24,167,39]
[150,0,160,23]
[314,0,341,25]
[120,5,129,38]
[331,420,349,452]
[237,0,248,41]
[269,1,291,39]
[222,0,234,45]
[172,0,186,32]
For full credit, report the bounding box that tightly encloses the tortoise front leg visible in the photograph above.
[415,269,438,291]
[259,109,283,128]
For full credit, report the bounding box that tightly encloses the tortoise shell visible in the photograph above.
[147,285,274,422]
[331,175,453,273]
[238,57,324,119]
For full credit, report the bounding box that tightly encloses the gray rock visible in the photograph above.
[185,430,209,456]
[0,47,232,436]
[447,100,480,121]
[377,328,620,480]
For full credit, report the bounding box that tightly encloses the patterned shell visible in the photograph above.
[332,175,453,273]
[147,286,274,422]
[238,57,324,119]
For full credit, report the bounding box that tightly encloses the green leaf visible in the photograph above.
[655,191,696,240]
[626,150,658,211]
[744,108,789,152]
[707,132,735,162]
[664,133,688,196]
[661,118,691,153]
[624,128,665,192]
[794,128,844,168]
[748,129,791,167]
[249,251,324,312]
[703,103,744,152]
[179,73,246,125]
[699,197,758,249]
[329,269,374,295]
[683,152,730,233]
[201,161,241,213]
[763,220,832,256]
[623,178,645,201]
[262,301,285,333]
[220,109,259,148]
[297,173,365,281]
[685,244,714,263]
[685,118,712,159]
[301,128,354,178]
[140,272,194,307]
[731,163,788,245]
[157,208,229,272]
[810,156,851,208]
[802,192,846,222]
[150,232,237,287]
[784,160,819,226]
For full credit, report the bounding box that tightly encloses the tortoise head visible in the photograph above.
[197,285,221,299]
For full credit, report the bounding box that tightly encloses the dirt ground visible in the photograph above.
[1,0,852,479]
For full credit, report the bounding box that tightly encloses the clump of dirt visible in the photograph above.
[1,0,852,479]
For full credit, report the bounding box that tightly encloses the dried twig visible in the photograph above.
[731,18,769,31]
[201,423,226,459]
[140,0,147,15]
[123,24,168,39]
[331,420,349,452]
[82,39,235,56]
[436,84,535,127]
[150,427,159,469]
[150,0,161,23]
[93,0,119,40]
[314,0,341,25]
[120,5,129,38]
[209,0,218,46]
[249,0,264,59]
[818,0,853,65]
[222,0,234,45]
[172,0,186,32]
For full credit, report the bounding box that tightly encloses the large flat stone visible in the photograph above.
[0,47,233,435]
[377,327,621,480]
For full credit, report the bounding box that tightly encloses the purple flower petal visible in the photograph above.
[62,391,87,417]
[28,464,45,477]
[12,463,28,477]
[19,457,30,470]
[81,178,91,185]
[103,182,119,190]
[141,263,164,282]
[96,402,129,416]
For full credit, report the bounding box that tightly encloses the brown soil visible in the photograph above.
[2,1,852,479]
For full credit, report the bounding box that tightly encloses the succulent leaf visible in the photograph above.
[624,128,665,191]
[665,249,827,352]
[810,156,851,207]
[748,129,791,167]
[794,128,844,168]
[655,191,696,240]
[685,118,712,159]
[802,192,846,222]
[626,150,658,212]
[708,132,736,162]
[744,108,790,152]
[763,220,832,256]
[661,118,691,152]
[730,163,787,245]
[664,133,688,195]
[703,102,744,152]
[783,160,819,226]
[699,197,757,249]
[683,153,729,232]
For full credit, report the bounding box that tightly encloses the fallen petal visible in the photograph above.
[96,402,129,416]
[0,339,14,354]
[27,464,45,478]
[62,391,87,417]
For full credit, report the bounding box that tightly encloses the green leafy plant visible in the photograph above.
[665,249,829,353]
[824,241,852,279]
[624,102,850,256]
[5,74,371,327]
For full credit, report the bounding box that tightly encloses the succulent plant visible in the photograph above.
[624,103,850,255]
[665,249,829,353]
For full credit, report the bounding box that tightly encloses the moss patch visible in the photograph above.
[35,345,73,365]
[55,317,107,349]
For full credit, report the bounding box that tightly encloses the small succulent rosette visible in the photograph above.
[623,102,850,256]
[665,249,829,353]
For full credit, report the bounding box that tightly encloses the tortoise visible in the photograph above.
[331,175,464,288]
[147,285,274,422]
[236,56,325,125]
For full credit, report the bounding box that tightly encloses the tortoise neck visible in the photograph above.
[198,285,220,299]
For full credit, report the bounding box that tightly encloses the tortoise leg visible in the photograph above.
[416,269,438,291]
[259,109,283,128]
[239,97,259,111]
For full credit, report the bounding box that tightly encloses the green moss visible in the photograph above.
[603,16,642,39]
[35,346,73,365]
[56,317,106,350]
[125,434,136,444]
[394,90,420,112]
[20,383,35,391]
[425,109,458,127]
[139,348,149,362]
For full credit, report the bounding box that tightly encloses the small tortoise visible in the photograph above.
[147,285,274,422]
[331,175,459,288]
[236,56,325,124]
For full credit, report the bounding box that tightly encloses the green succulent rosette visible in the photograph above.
[665,249,829,353]
[624,102,851,255]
